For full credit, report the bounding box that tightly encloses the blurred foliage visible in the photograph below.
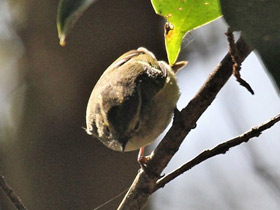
[0,0,25,142]
[57,0,221,64]
[57,0,97,46]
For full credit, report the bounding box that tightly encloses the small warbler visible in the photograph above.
[86,47,186,153]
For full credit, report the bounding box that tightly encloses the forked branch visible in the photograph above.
[118,35,252,210]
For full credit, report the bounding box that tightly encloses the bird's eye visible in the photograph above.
[104,126,111,137]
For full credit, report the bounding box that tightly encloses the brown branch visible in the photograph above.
[117,36,252,210]
[0,176,28,210]
[225,28,254,94]
[154,114,280,191]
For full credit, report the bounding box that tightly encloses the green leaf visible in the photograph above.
[57,0,97,46]
[151,0,222,65]
[220,0,280,91]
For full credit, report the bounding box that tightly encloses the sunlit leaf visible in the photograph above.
[220,0,280,91]
[151,0,221,65]
[57,0,97,46]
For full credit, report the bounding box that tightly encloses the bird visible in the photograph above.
[86,47,186,163]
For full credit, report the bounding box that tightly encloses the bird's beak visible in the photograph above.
[121,141,127,152]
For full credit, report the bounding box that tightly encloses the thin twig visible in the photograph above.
[154,114,280,191]
[0,176,28,210]
[225,28,254,94]
[117,36,252,210]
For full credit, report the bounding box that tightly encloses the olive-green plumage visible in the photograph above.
[86,47,186,151]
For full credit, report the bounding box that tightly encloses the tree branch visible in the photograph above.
[117,36,252,210]
[154,114,280,191]
[0,176,28,210]
[225,29,254,94]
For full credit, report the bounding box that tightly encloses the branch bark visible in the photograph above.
[226,28,254,94]
[154,114,280,191]
[0,176,28,210]
[118,36,252,210]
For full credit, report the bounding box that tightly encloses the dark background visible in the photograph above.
[0,0,165,209]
